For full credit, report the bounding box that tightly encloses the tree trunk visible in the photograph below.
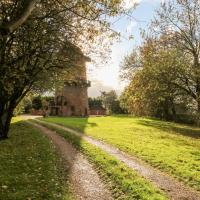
[196,78,200,126]
[0,108,14,139]
[196,99,200,126]
[0,88,30,139]
[163,98,171,121]
[194,56,200,126]
[170,98,177,121]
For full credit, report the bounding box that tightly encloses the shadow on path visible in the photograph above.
[39,120,200,200]
[27,119,112,200]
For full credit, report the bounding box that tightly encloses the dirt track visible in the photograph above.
[29,122,113,200]
[36,120,200,200]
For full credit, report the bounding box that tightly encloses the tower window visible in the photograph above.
[71,106,75,112]
[85,108,88,116]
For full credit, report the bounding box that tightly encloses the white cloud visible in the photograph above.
[144,0,168,4]
[122,0,141,10]
[87,0,167,95]
[88,79,114,97]
[126,21,137,34]
[123,0,167,8]
[87,41,130,97]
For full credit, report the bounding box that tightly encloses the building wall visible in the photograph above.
[52,57,89,117]
[89,109,106,116]
[55,85,89,116]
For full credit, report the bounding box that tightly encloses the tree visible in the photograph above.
[110,100,126,114]
[100,90,124,114]
[88,97,103,108]
[120,0,200,123]
[120,48,141,81]
[23,98,32,114]
[0,0,38,35]
[13,101,25,116]
[32,96,43,110]
[120,37,194,120]
[151,0,200,122]
[0,0,136,139]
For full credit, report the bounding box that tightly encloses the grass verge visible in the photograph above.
[41,116,200,191]
[0,120,73,200]
[35,120,168,200]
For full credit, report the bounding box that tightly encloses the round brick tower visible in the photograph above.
[50,44,91,116]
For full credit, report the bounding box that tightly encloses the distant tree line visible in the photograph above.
[14,95,53,116]
[16,91,126,116]
[89,90,127,115]
[120,0,200,125]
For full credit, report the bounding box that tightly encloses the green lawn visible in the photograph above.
[36,120,168,200]
[0,118,73,200]
[41,116,200,191]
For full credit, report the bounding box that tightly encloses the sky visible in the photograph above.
[87,0,163,97]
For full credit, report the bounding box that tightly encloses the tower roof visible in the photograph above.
[63,41,91,62]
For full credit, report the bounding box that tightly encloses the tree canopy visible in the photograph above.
[0,0,136,138]
[120,0,200,123]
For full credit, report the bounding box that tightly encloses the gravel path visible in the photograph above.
[36,120,200,200]
[29,122,113,200]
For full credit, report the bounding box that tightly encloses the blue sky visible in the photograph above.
[88,0,163,97]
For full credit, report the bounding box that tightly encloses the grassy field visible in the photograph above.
[41,116,200,191]
[36,120,168,200]
[0,118,73,200]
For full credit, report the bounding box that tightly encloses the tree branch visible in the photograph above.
[0,0,38,35]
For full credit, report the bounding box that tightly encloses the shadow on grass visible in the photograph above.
[29,116,101,199]
[40,116,97,133]
[0,120,72,200]
[110,115,200,139]
[137,119,200,139]
[58,115,200,139]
